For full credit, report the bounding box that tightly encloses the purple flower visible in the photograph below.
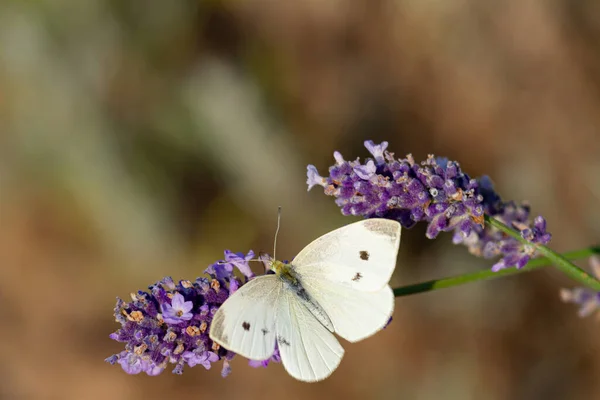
[354,160,377,180]
[161,293,194,324]
[248,344,281,368]
[117,352,146,375]
[221,360,232,377]
[307,165,326,190]
[112,351,166,376]
[106,250,262,376]
[224,250,256,279]
[364,140,388,164]
[204,250,256,281]
[561,256,600,317]
[182,351,219,369]
[333,151,345,164]
[307,140,552,271]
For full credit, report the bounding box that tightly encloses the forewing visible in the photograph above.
[276,290,345,382]
[301,277,394,343]
[292,219,401,291]
[210,275,282,360]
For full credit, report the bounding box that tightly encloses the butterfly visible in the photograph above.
[209,218,401,382]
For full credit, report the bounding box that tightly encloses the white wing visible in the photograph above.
[300,277,394,343]
[210,275,282,361]
[276,289,345,382]
[292,219,401,292]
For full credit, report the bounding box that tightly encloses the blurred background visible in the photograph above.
[2,1,600,399]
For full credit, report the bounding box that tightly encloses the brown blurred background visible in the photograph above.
[2,1,600,399]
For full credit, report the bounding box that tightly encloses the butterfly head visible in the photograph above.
[266,258,296,284]
[269,259,287,274]
[259,252,298,284]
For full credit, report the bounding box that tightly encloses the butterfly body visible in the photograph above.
[269,258,335,332]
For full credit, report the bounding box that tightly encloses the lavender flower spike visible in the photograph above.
[307,140,552,272]
[106,250,280,377]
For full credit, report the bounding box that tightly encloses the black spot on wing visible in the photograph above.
[261,328,269,335]
[359,250,369,260]
[277,336,290,346]
[242,321,251,331]
[352,272,362,281]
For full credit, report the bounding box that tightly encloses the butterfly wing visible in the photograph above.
[210,275,282,361]
[292,219,401,292]
[292,218,400,342]
[300,278,394,343]
[276,289,345,382]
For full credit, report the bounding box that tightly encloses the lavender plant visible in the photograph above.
[307,140,551,272]
[107,140,600,377]
[307,141,600,293]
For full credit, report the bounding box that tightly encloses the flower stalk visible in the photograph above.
[393,246,600,297]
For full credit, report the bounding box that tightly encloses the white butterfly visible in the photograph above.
[209,218,401,382]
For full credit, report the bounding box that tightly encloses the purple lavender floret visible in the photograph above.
[248,344,281,368]
[560,256,600,317]
[106,250,281,377]
[161,293,194,324]
[307,140,552,271]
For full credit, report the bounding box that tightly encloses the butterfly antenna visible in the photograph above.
[213,208,282,267]
[273,206,282,261]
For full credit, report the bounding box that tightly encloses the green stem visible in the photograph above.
[483,215,600,291]
[393,246,600,297]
